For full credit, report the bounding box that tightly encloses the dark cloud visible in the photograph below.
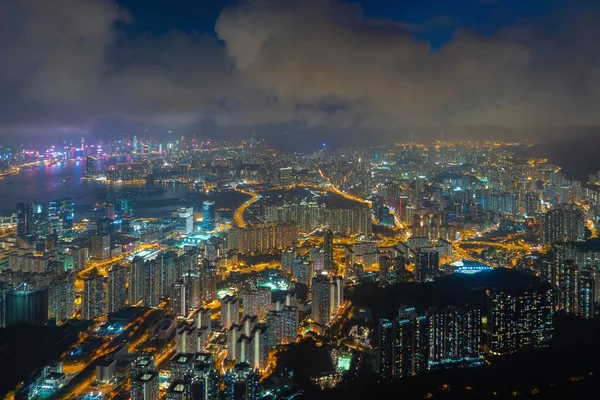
[0,0,599,140]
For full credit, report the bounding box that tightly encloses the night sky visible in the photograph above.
[1,0,599,143]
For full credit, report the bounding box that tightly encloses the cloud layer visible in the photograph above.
[1,0,600,140]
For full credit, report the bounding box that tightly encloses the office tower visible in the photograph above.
[85,156,95,176]
[323,228,334,271]
[202,201,216,231]
[416,250,439,282]
[541,204,585,244]
[82,271,105,320]
[3,285,48,327]
[96,216,114,236]
[221,296,240,329]
[178,207,194,235]
[122,212,135,235]
[172,280,190,317]
[486,285,554,355]
[107,264,128,314]
[578,270,596,319]
[281,247,297,273]
[378,318,394,379]
[91,234,111,260]
[17,202,48,239]
[428,307,482,365]
[241,287,271,319]
[131,371,160,400]
[311,275,331,332]
[48,197,74,238]
[48,273,75,323]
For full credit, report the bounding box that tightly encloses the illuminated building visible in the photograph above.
[177,326,200,353]
[129,256,145,306]
[202,263,217,302]
[310,246,325,272]
[311,275,337,331]
[227,316,268,368]
[167,380,193,400]
[416,250,439,282]
[178,207,194,235]
[578,270,596,319]
[85,155,95,176]
[230,223,298,253]
[194,307,211,333]
[17,202,48,240]
[241,287,271,319]
[292,258,314,287]
[323,228,334,271]
[48,273,75,323]
[48,197,74,238]
[131,371,159,400]
[223,364,260,400]
[541,204,585,244]
[428,306,482,365]
[82,271,105,320]
[3,284,48,327]
[96,216,114,236]
[192,363,220,400]
[486,285,554,355]
[202,201,216,231]
[378,319,394,379]
[395,307,430,377]
[281,247,297,273]
[106,264,128,314]
[267,299,298,346]
[172,281,189,317]
[91,234,111,260]
[221,295,240,329]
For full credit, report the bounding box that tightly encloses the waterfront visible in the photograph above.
[0,161,249,219]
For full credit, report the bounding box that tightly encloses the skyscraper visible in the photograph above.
[178,207,194,235]
[82,271,105,320]
[311,275,331,332]
[3,284,48,327]
[48,197,74,238]
[221,296,240,329]
[48,273,76,323]
[379,307,430,379]
[131,371,159,400]
[107,264,128,314]
[428,306,482,365]
[486,285,554,355]
[85,155,95,176]
[202,201,216,231]
[323,228,334,271]
[378,318,394,379]
[416,250,439,282]
[17,202,48,239]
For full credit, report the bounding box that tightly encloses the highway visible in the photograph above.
[233,188,260,227]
